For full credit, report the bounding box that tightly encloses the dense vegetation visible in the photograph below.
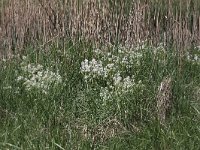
[0,0,200,149]
[0,42,199,149]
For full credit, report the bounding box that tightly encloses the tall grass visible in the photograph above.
[0,0,200,56]
[0,42,200,149]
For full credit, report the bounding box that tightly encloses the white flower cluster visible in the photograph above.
[81,59,105,79]
[100,74,143,102]
[81,45,144,78]
[113,73,135,90]
[81,58,119,81]
[16,56,62,94]
[80,45,145,101]
[116,45,144,65]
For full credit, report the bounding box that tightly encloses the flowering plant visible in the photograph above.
[16,56,62,94]
[80,45,145,108]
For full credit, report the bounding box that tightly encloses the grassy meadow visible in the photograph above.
[0,0,200,149]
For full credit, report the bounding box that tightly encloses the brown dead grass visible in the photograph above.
[157,76,173,124]
[0,0,200,57]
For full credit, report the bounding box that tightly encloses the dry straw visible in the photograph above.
[0,0,200,56]
[157,76,173,124]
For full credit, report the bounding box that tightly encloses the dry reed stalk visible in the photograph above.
[0,0,200,57]
[157,76,173,124]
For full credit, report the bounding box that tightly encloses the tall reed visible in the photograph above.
[0,0,200,56]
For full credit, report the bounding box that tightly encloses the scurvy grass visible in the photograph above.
[16,56,62,94]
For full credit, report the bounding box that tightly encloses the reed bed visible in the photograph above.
[0,0,200,56]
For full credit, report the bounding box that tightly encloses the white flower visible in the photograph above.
[107,52,111,56]
[122,56,129,64]
[107,63,114,69]
[81,59,90,72]
[22,56,27,60]
[123,76,134,89]
[108,57,113,61]
[194,55,198,61]
[113,73,122,86]
[94,48,101,55]
[103,70,108,78]
[195,45,200,50]
[81,59,105,78]
[17,76,24,81]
